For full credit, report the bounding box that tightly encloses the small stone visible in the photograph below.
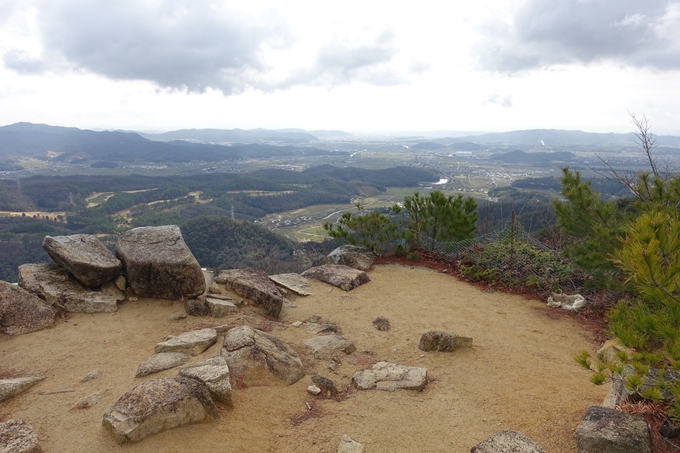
[169,314,187,321]
[418,331,472,352]
[185,299,209,317]
[70,389,107,410]
[292,321,303,327]
[80,370,102,383]
[307,385,321,395]
[372,317,390,331]
[0,419,41,453]
[136,353,191,377]
[115,275,126,291]
[328,361,338,372]
[337,434,364,453]
[311,375,338,396]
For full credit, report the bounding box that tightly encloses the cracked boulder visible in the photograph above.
[179,356,232,405]
[42,234,122,288]
[326,245,375,270]
[215,269,284,318]
[221,326,304,386]
[116,225,205,300]
[103,377,217,444]
[301,265,370,291]
[352,362,427,391]
[575,406,652,453]
[155,328,217,356]
[0,280,56,335]
[18,264,118,313]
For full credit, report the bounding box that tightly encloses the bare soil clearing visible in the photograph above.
[0,264,606,452]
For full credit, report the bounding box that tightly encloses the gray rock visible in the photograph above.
[100,281,125,301]
[155,328,217,356]
[372,317,390,331]
[221,325,305,386]
[303,335,356,359]
[116,225,205,300]
[215,269,284,318]
[326,245,375,270]
[17,264,118,313]
[185,299,210,317]
[419,331,473,352]
[307,385,321,395]
[80,370,102,383]
[42,234,122,288]
[311,375,338,396]
[0,280,56,335]
[206,298,237,318]
[114,275,126,291]
[179,356,232,405]
[301,265,370,291]
[337,434,364,453]
[0,376,44,403]
[70,389,108,410]
[136,353,191,377]
[102,377,217,444]
[575,406,652,453]
[352,362,427,391]
[269,273,312,296]
[301,322,337,335]
[205,293,232,301]
[0,419,41,453]
[471,430,545,453]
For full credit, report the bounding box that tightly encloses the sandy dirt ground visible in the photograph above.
[0,264,607,452]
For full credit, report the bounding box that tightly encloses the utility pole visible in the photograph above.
[231,205,235,220]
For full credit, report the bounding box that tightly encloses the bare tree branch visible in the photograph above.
[628,109,659,178]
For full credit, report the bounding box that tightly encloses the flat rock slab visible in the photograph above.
[206,298,237,318]
[0,280,56,335]
[0,419,41,453]
[116,225,205,300]
[18,264,118,313]
[269,273,312,296]
[215,269,284,318]
[42,234,122,288]
[136,353,191,377]
[576,406,652,453]
[303,335,356,359]
[179,356,232,405]
[326,245,375,270]
[155,328,217,356]
[0,376,44,403]
[221,326,304,386]
[301,265,370,291]
[419,331,472,352]
[102,377,217,444]
[471,430,546,453]
[338,434,365,453]
[353,362,427,392]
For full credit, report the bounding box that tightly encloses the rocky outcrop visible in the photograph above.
[215,269,284,318]
[352,362,427,391]
[178,356,232,405]
[221,326,305,386]
[0,419,41,453]
[471,431,546,453]
[136,353,191,377]
[302,335,356,359]
[575,406,652,453]
[326,245,375,270]
[17,264,118,313]
[0,281,56,335]
[155,328,217,356]
[102,377,217,444]
[337,434,364,453]
[301,265,370,291]
[418,331,472,352]
[269,273,312,296]
[206,298,237,317]
[0,376,44,403]
[42,234,122,288]
[116,225,205,300]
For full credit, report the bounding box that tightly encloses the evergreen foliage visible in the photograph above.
[323,203,402,255]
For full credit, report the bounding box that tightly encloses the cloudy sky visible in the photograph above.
[1,0,680,134]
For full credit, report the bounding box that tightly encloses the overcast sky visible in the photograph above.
[1,0,680,134]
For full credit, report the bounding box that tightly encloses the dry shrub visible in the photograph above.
[618,401,680,453]
[290,401,324,426]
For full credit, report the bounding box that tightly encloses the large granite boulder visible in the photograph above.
[352,362,427,391]
[0,419,41,453]
[221,326,305,386]
[326,245,375,270]
[575,406,651,453]
[179,356,232,405]
[0,376,44,403]
[42,234,122,288]
[17,264,117,313]
[116,225,205,300]
[102,377,217,444]
[301,265,370,291]
[419,331,472,352]
[215,269,284,318]
[0,280,56,335]
[155,328,217,356]
[269,273,312,296]
[471,431,545,453]
[136,353,191,377]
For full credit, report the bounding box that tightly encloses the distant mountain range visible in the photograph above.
[0,123,348,163]
[139,128,351,143]
[489,150,576,164]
